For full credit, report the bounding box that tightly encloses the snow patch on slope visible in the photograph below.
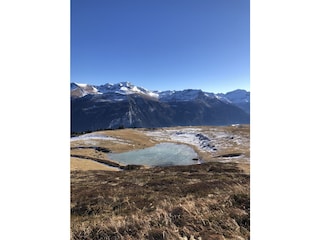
[145,128,217,154]
[71,133,132,145]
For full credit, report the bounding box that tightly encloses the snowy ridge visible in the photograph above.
[158,89,209,102]
[97,81,158,98]
[71,83,100,97]
[216,89,250,104]
[71,81,159,99]
[71,81,249,106]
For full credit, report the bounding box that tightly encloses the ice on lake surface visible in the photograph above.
[108,143,199,166]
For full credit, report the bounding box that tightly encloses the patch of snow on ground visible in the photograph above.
[145,128,217,153]
[218,155,246,163]
[145,127,250,162]
[71,133,118,142]
[71,133,131,145]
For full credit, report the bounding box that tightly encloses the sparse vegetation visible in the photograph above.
[71,162,249,240]
[70,125,250,239]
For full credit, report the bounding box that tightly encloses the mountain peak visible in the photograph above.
[71,82,99,98]
[118,81,132,87]
[71,81,250,131]
[159,89,208,102]
[71,81,249,106]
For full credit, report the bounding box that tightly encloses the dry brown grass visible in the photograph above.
[71,157,120,171]
[70,147,124,171]
[70,125,250,239]
[70,129,160,171]
[71,162,250,240]
[99,129,159,152]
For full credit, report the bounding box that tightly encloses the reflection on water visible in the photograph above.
[108,143,199,166]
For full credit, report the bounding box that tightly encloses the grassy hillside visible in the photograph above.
[70,125,250,239]
[71,162,249,240]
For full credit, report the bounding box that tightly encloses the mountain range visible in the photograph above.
[71,82,250,132]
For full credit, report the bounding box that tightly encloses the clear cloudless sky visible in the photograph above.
[71,0,249,93]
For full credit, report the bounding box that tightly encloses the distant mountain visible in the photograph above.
[71,81,158,99]
[71,83,100,98]
[157,89,207,102]
[216,89,250,114]
[71,82,250,132]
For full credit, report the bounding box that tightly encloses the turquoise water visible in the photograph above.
[108,143,199,166]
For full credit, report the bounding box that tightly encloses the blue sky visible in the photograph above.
[71,0,250,93]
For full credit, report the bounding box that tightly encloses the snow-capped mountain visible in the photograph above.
[71,82,249,105]
[216,89,249,104]
[71,83,100,98]
[216,90,250,113]
[71,82,250,132]
[71,81,159,99]
[157,89,209,102]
